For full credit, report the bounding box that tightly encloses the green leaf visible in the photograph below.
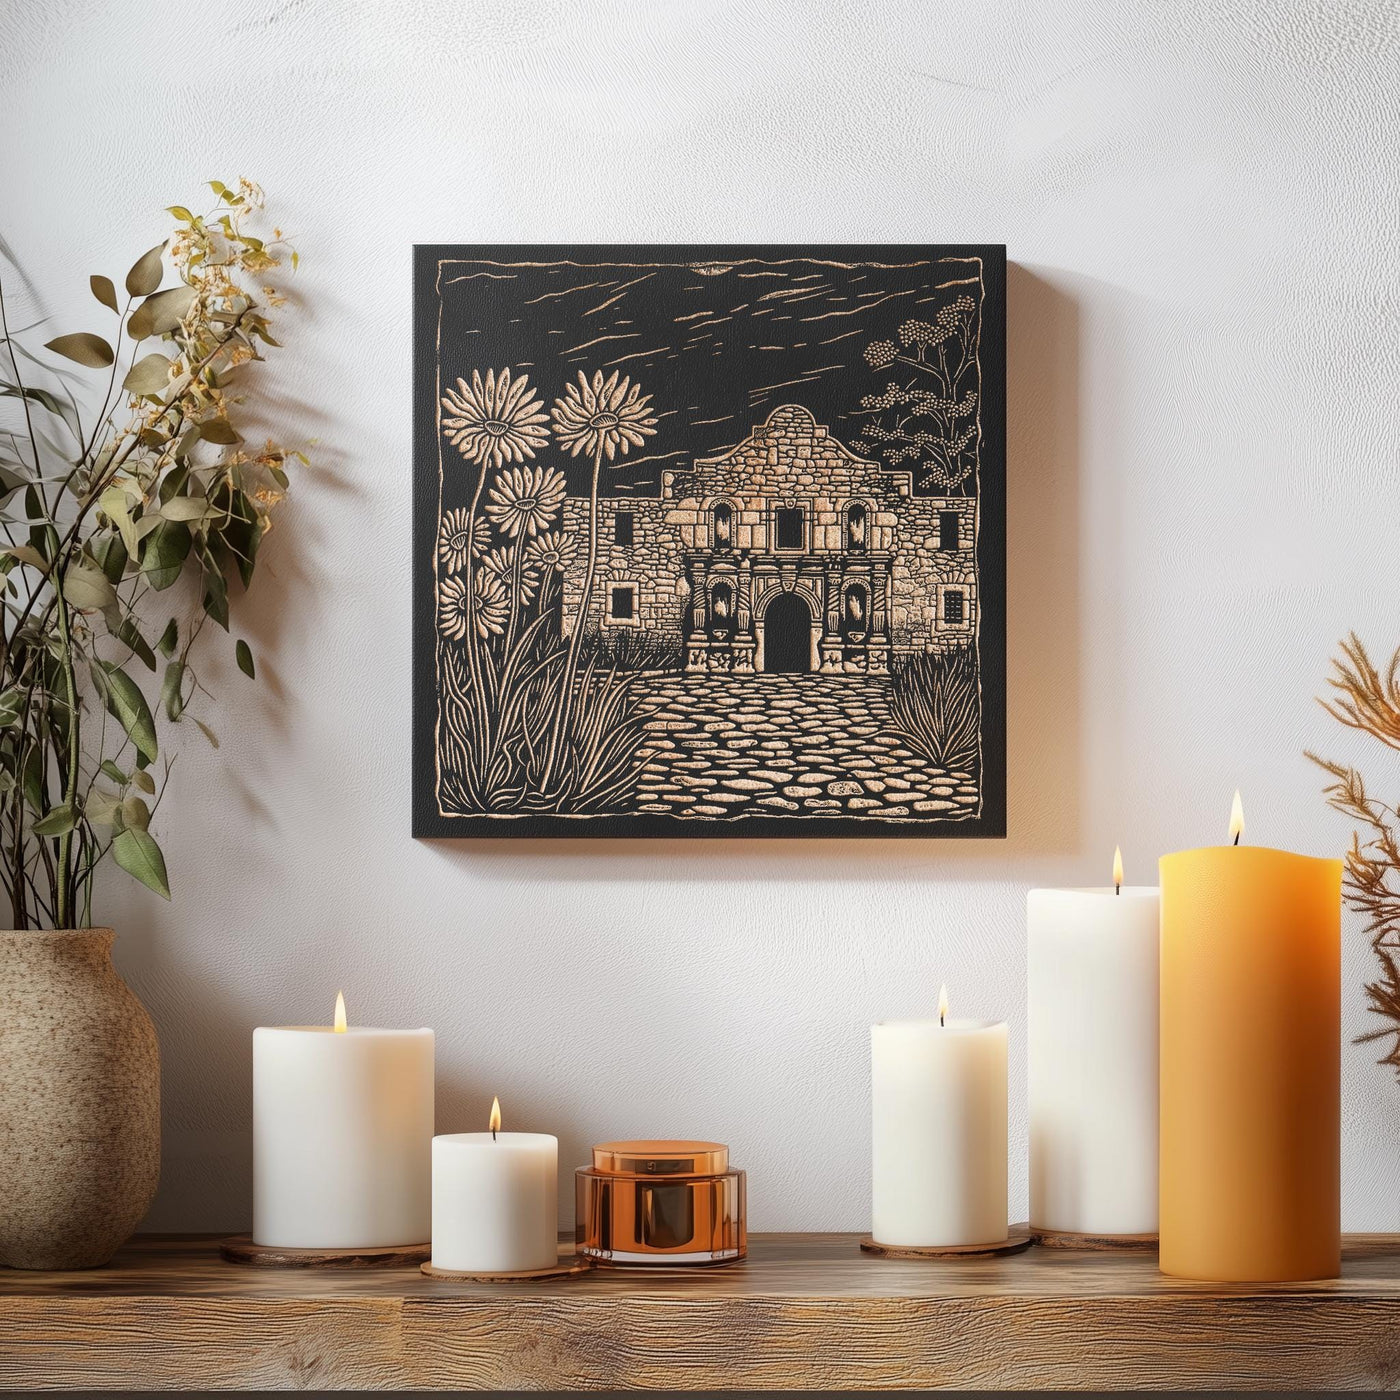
[140,520,191,590]
[96,662,158,763]
[100,486,142,560]
[122,353,171,396]
[157,462,189,504]
[91,275,119,313]
[121,795,151,830]
[1,382,77,427]
[84,789,123,828]
[28,513,57,565]
[195,719,219,749]
[32,804,77,837]
[235,639,255,679]
[0,689,23,727]
[198,416,241,445]
[20,746,42,811]
[2,544,49,574]
[166,206,193,221]
[157,619,178,658]
[62,564,118,612]
[161,660,184,721]
[44,333,114,369]
[99,760,128,785]
[125,242,167,298]
[216,485,263,587]
[115,615,156,672]
[90,531,129,586]
[159,494,213,522]
[202,566,229,630]
[132,768,155,795]
[112,826,170,900]
[127,285,195,341]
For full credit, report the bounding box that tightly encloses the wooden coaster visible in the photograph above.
[859,1223,1033,1259]
[420,1252,591,1282]
[1029,1226,1159,1251]
[219,1235,430,1268]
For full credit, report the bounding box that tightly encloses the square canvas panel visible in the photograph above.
[413,246,1005,837]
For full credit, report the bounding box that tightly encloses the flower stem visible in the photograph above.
[544,444,604,791]
[54,588,80,929]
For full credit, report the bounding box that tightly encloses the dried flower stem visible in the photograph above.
[1310,631,1400,1072]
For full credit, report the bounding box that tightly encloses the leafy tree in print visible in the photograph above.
[852,292,981,495]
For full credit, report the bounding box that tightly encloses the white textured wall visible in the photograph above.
[2,0,1398,1232]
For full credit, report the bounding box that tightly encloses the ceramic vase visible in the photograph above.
[0,928,160,1269]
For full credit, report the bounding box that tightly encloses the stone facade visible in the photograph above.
[561,404,976,673]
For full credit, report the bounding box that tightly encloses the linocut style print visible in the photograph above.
[413,246,1005,837]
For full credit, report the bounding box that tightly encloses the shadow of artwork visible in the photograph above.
[427,260,1081,877]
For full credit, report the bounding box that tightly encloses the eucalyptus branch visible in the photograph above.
[0,179,298,927]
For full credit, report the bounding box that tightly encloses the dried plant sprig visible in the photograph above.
[0,179,300,928]
[1319,632,1400,752]
[1309,634,1400,1073]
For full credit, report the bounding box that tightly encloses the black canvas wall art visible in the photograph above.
[413,246,1005,837]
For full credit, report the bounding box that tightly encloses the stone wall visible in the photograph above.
[889,496,979,651]
[559,404,979,655]
[560,497,686,644]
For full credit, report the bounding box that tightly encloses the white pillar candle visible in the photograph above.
[431,1099,558,1273]
[1027,851,1160,1236]
[253,993,433,1249]
[871,987,1008,1248]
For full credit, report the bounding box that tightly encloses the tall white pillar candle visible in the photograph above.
[1027,862,1160,1236]
[871,989,1008,1247]
[431,1100,558,1273]
[253,994,433,1248]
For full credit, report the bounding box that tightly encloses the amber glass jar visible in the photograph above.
[575,1140,746,1266]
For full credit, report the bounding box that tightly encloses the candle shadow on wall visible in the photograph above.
[426,264,1081,880]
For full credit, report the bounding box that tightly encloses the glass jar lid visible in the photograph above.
[590,1139,729,1176]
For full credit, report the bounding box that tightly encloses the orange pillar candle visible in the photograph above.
[1159,794,1342,1282]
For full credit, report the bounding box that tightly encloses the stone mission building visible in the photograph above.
[560,404,977,674]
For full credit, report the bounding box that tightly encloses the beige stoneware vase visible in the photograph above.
[0,928,160,1269]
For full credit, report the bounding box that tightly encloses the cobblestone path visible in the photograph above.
[632,673,979,823]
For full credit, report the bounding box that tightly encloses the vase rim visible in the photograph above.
[0,926,115,939]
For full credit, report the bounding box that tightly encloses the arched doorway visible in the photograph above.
[763,592,811,673]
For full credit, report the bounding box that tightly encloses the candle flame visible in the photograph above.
[1229,789,1245,846]
[1113,845,1124,893]
[488,1095,501,1138]
[938,982,949,1026]
[333,990,347,1033]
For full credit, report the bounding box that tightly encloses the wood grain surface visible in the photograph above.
[2,1233,1400,1390]
[1028,1226,1160,1251]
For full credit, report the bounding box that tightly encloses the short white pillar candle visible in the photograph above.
[253,992,434,1249]
[431,1099,558,1274]
[871,986,1008,1248]
[1027,850,1160,1236]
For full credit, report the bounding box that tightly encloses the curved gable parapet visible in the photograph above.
[689,402,912,499]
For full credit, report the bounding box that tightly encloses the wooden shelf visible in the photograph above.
[2,1233,1399,1390]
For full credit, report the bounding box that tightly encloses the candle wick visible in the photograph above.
[939,1011,945,1027]
[1115,882,1121,896]
[1234,832,1241,847]
[492,1128,497,1142]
